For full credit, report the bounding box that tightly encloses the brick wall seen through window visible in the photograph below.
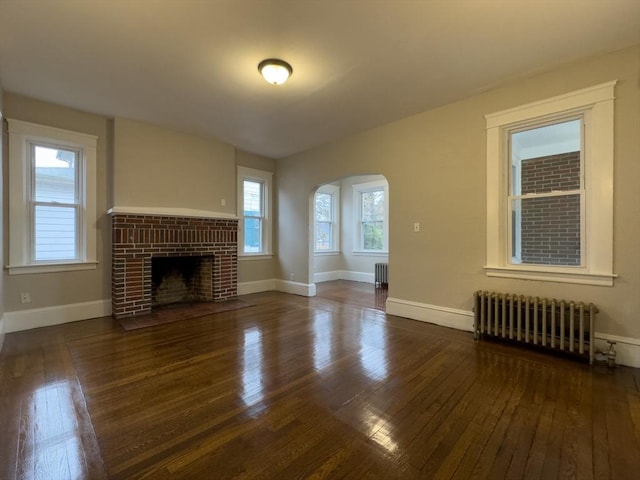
[519,151,581,265]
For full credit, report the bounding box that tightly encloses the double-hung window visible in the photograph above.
[485,81,616,285]
[354,180,388,253]
[314,184,340,252]
[31,143,82,261]
[7,119,97,274]
[237,166,272,256]
[509,118,583,266]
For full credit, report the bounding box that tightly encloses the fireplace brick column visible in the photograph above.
[110,213,238,319]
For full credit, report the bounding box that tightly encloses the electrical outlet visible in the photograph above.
[20,292,31,304]
[220,198,226,206]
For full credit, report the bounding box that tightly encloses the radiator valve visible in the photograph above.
[594,340,617,367]
[605,341,617,368]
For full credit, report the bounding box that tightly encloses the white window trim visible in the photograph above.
[314,184,340,254]
[7,119,97,275]
[484,81,616,286]
[237,166,273,258]
[353,180,389,254]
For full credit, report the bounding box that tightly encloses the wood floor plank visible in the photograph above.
[1,281,639,479]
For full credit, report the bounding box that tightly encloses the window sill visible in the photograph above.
[352,250,389,257]
[7,261,99,275]
[314,251,341,256]
[484,265,616,286]
[239,254,274,261]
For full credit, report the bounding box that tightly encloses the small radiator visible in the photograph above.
[473,290,597,364]
[375,263,388,288]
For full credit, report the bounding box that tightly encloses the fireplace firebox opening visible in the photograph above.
[151,256,213,308]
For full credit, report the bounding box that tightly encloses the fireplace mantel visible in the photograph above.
[108,206,238,220]
[111,212,238,319]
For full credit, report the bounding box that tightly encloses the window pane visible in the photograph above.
[361,189,384,221]
[514,194,581,266]
[315,222,332,250]
[511,119,581,195]
[34,205,77,261]
[315,193,332,222]
[244,217,262,252]
[243,180,262,217]
[362,221,383,250]
[34,145,77,203]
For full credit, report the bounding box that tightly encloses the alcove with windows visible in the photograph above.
[311,174,389,286]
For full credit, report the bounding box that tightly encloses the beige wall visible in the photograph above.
[3,94,111,312]
[277,45,640,341]
[236,150,278,283]
[113,117,236,214]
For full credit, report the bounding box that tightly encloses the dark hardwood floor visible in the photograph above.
[1,281,638,479]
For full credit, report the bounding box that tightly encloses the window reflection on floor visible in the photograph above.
[359,320,388,381]
[313,311,333,372]
[363,406,399,454]
[241,326,266,417]
[24,381,84,480]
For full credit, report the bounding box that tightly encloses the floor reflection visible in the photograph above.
[25,381,84,480]
[363,407,399,454]
[313,311,333,372]
[359,320,388,381]
[241,326,266,417]
[375,286,388,311]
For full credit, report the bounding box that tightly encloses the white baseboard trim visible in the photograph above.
[5,299,112,333]
[237,279,276,296]
[313,271,342,283]
[342,271,375,284]
[386,297,474,332]
[275,280,317,297]
[238,278,316,297]
[593,333,640,368]
[313,270,375,284]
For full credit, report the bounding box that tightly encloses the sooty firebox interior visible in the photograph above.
[151,256,213,307]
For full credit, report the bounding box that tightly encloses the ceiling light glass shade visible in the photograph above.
[258,59,292,85]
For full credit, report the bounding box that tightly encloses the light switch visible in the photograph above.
[413,222,420,232]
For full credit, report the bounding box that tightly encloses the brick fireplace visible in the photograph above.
[110,211,238,319]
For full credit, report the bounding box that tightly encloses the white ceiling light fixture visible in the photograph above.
[258,58,293,85]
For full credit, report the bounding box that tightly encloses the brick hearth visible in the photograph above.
[110,213,238,319]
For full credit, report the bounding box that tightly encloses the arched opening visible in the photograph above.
[309,174,389,311]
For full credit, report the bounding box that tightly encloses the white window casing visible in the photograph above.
[484,81,616,286]
[7,119,98,275]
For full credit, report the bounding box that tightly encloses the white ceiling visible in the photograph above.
[1,0,638,159]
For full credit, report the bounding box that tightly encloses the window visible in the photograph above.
[7,119,97,274]
[485,81,616,285]
[32,144,81,261]
[510,119,582,266]
[314,184,340,252]
[237,166,272,256]
[354,180,388,253]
